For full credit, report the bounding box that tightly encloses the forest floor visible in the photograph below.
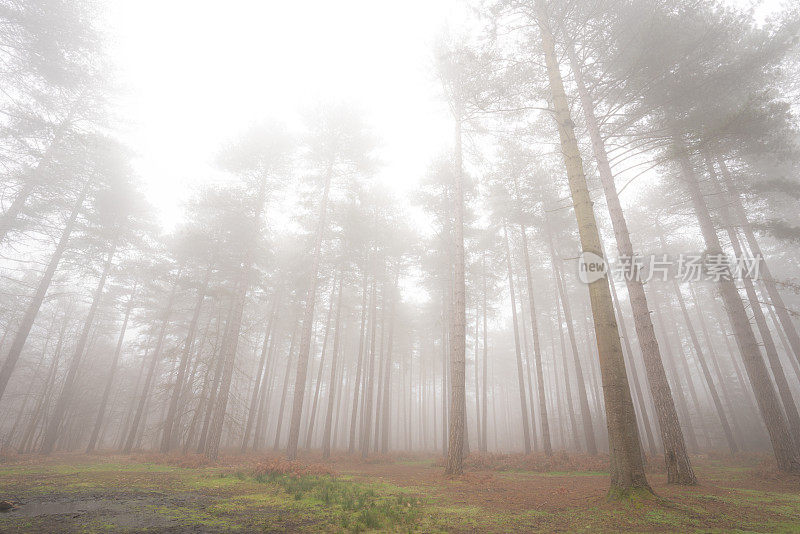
[0,451,799,532]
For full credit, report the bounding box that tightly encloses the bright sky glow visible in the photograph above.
[106,0,467,230]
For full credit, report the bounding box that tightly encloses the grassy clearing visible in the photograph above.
[1,455,800,532]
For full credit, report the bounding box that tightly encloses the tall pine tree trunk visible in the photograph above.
[535,0,650,495]
[709,159,800,447]
[518,222,552,455]
[567,41,694,484]
[717,156,800,370]
[305,281,337,449]
[87,286,136,453]
[286,168,333,460]
[348,269,370,454]
[123,271,181,454]
[322,277,344,459]
[241,292,280,452]
[676,142,799,472]
[162,270,210,452]
[503,223,532,454]
[446,115,467,475]
[40,233,119,454]
[360,278,379,457]
[0,180,90,401]
[380,271,398,454]
[481,251,489,452]
[547,231,597,454]
[273,324,299,450]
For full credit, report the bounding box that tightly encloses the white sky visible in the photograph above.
[106,0,466,230]
[105,0,782,231]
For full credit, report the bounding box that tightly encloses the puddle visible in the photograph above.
[9,499,120,517]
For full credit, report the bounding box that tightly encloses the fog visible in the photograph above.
[1,0,799,530]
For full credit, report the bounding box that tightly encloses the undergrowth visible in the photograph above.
[251,461,422,532]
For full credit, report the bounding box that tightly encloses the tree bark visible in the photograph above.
[535,0,650,495]
[608,275,658,458]
[567,41,694,483]
[445,112,467,474]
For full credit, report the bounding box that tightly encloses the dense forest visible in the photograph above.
[1,0,800,532]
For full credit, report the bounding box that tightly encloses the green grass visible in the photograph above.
[250,471,424,531]
[4,458,800,532]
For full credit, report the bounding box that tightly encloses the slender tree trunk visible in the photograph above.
[676,143,799,472]
[445,113,467,474]
[708,160,800,448]
[254,324,281,450]
[555,278,581,451]
[473,302,481,452]
[305,281,337,449]
[481,252,489,452]
[0,180,90,401]
[689,283,747,443]
[609,275,658,458]
[360,278,379,457]
[20,315,70,453]
[348,269,370,454]
[547,232,597,454]
[717,156,800,369]
[182,356,213,455]
[517,222,552,455]
[381,271,398,454]
[239,292,280,452]
[535,0,650,494]
[40,234,119,454]
[161,270,210,452]
[198,310,232,454]
[286,167,333,460]
[322,278,344,459]
[0,108,77,244]
[652,286,711,448]
[670,275,738,453]
[373,287,389,452]
[503,223,532,454]
[518,278,539,451]
[205,278,247,460]
[273,324,299,450]
[567,42,694,483]
[123,271,181,454]
[87,286,136,453]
